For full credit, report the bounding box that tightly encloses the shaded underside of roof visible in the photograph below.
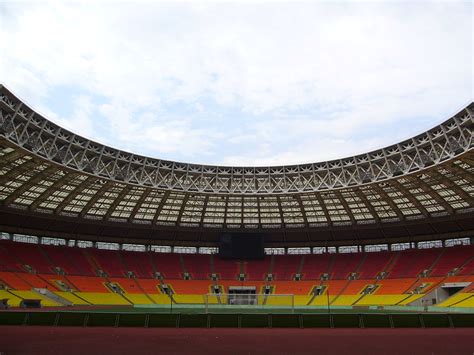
[0,85,473,246]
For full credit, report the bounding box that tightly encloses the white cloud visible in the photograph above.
[49,95,96,138]
[0,1,472,165]
[97,101,223,159]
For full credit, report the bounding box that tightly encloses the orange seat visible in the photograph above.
[66,276,108,292]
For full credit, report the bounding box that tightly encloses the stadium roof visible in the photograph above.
[0,85,473,247]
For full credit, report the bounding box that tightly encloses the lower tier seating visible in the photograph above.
[0,271,473,308]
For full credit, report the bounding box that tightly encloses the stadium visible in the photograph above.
[0,81,473,352]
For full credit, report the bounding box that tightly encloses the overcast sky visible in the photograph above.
[1,1,472,166]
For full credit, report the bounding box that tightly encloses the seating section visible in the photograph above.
[272,255,302,280]
[65,276,107,293]
[301,254,332,280]
[0,244,25,272]
[458,254,474,276]
[0,241,52,274]
[431,246,474,276]
[357,252,393,279]
[150,253,183,279]
[181,254,211,279]
[0,271,32,290]
[168,280,211,295]
[331,253,364,279]
[376,279,416,294]
[0,240,473,308]
[244,257,272,280]
[121,251,154,278]
[213,258,240,280]
[42,245,95,276]
[88,248,126,277]
[389,249,441,278]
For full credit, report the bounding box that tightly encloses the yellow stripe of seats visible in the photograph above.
[9,290,61,307]
[54,291,90,305]
[356,295,408,306]
[437,293,473,307]
[74,292,130,305]
[0,290,23,307]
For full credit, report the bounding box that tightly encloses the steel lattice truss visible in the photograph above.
[0,85,473,231]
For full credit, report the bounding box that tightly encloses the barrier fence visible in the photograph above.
[1,311,474,328]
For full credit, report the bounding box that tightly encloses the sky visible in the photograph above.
[0,1,472,166]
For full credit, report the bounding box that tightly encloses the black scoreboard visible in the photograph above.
[218,233,265,260]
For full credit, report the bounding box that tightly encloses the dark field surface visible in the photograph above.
[0,326,473,355]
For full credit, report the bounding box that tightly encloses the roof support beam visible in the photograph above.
[409,176,454,214]
[128,188,152,222]
[334,190,356,224]
[389,179,430,218]
[353,188,381,223]
[78,181,117,218]
[152,191,171,225]
[55,176,97,214]
[104,185,133,220]
[371,184,405,221]
[430,170,473,205]
[2,166,57,206]
[29,172,80,211]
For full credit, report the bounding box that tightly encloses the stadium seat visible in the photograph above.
[0,239,473,310]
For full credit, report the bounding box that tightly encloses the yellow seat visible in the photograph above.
[310,295,336,306]
[294,295,312,306]
[54,291,90,305]
[125,293,155,305]
[9,290,61,307]
[356,295,408,306]
[148,294,172,305]
[396,294,424,305]
[330,295,360,306]
[174,295,205,304]
[437,293,473,307]
[0,290,23,307]
[75,292,130,305]
[452,295,474,307]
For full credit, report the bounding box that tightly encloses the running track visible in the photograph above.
[0,327,473,354]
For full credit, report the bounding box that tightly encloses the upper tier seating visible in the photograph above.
[42,245,95,276]
[357,251,393,279]
[121,250,155,278]
[1,240,472,285]
[272,255,302,280]
[150,253,183,279]
[301,254,332,280]
[87,248,127,277]
[431,246,474,276]
[0,241,52,274]
[459,257,474,275]
[0,243,24,272]
[331,253,364,279]
[244,257,271,280]
[388,248,441,278]
[213,258,240,280]
[181,254,211,279]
